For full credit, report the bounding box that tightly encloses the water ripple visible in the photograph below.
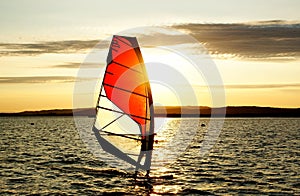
[0,117,299,194]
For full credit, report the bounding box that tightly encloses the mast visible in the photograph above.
[133,46,154,136]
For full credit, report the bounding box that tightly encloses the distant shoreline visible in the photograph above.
[1,106,300,117]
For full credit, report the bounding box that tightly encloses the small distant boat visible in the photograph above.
[92,35,157,178]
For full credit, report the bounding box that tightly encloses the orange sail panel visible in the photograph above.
[103,35,152,136]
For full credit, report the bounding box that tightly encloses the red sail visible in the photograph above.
[103,35,153,136]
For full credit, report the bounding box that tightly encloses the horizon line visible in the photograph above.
[1,105,300,114]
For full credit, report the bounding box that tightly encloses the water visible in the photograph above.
[1,117,299,195]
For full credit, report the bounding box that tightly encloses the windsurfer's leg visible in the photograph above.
[144,150,153,177]
[135,151,144,177]
[134,171,138,181]
[145,170,150,178]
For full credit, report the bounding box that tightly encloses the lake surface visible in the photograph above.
[1,117,299,195]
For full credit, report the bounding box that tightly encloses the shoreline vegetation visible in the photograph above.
[1,106,300,117]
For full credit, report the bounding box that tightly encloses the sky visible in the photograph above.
[0,0,300,112]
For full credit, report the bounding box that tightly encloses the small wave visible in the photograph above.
[180,188,214,195]
[71,166,128,177]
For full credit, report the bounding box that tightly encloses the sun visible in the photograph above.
[142,47,209,106]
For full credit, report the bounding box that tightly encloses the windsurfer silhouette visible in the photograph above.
[135,134,155,178]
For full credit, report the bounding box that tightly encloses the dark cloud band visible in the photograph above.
[0,40,99,56]
[174,20,300,59]
[0,76,96,84]
[0,21,299,60]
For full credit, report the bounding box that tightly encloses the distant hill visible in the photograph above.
[155,106,300,117]
[1,106,300,117]
[0,109,74,116]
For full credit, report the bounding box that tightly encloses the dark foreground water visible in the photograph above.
[0,117,299,195]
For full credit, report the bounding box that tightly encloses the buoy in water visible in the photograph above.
[30,123,34,125]
[201,123,206,127]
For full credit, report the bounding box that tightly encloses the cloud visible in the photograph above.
[0,40,100,56]
[138,33,193,47]
[51,62,82,69]
[224,83,300,89]
[51,62,105,69]
[173,20,300,60]
[0,34,186,57]
[196,83,300,90]
[0,76,97,84]
[1,20,299,61]
[0,76,76,83]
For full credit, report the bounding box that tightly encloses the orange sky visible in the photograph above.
[0,1,300,112]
